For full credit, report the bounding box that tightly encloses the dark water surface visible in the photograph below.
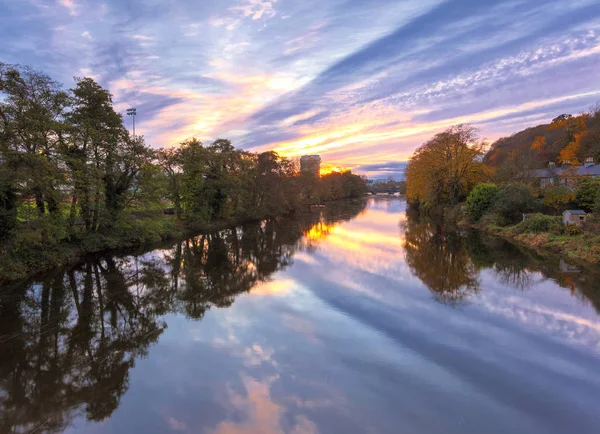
[1,198,599,434]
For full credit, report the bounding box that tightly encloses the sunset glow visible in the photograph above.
[319,165,349,176]
[3,0,600,178]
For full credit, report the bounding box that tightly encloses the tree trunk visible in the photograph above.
[81,184,92,232]
[47,187,59,215]
[0,185,18,237]
[92,183,100,231]
[34,187,45,215]
[68,194,78,230]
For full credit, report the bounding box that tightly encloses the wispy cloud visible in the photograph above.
[58,0,78,16]
[2,0,600,177]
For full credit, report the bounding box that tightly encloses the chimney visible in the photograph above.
[548,162,556,168]
[584,157,595,167]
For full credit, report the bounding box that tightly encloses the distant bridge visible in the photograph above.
[368,188,402,195]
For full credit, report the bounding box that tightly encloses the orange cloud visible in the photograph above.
[251,279,295,296]
[208,375,318,434]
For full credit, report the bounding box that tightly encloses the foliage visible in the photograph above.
[556,115,588,164]
[513,214,562,234]
[406,125,490,207]
[492,183,541,225]
[484,109,600,170]
[543,185,575,214]
[531,136,546,150]
[564,224,583,236]
[576,177,600,211]
[319,171,368,201]
[465,182,499,222]
[369,178,406,194]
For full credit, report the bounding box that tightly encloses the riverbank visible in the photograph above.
[481,223,600,264]
[0,212,278,285]
[439,204,600,265]
[0,214,179,285]
[0,199,368,285]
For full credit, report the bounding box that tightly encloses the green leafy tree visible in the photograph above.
[66,77,151,230]
[466,182,499,222]
[576,177,600,211]
[156,147,184,217]
[179,138,209,220]
[0,63,68,217]
[493,183,541,225]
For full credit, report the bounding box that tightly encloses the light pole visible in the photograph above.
[126,107,137,139]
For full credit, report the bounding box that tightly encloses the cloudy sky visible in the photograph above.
[2,0,600,178]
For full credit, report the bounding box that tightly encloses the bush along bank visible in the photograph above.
[460,182,600,264]
[478,214,600,264]
[0,214,183,284]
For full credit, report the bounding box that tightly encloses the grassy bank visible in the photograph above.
[0,214,184,285]
[0,211,295,285]
[478,215,600,264]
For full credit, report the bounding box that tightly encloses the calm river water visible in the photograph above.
[1,198,600,434]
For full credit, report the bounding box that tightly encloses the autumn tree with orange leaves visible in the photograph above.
[531,136,546,150]
[406,125,490,207]
[547,114,588,164]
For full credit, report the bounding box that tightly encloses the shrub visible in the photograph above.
[564,224,583,236]
[594,192,600,214]
[466,183,499,222]
[583,214,600,233]
[543,185,575,214]
[480,212,502,229]
[493,183,541,225]
[514,214,562,234]
[576,177,600,210]
[443,205,465,225]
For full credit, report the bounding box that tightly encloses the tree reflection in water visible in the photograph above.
[0,199,367,434]
[403,218,480,306]
[403,209,600,311]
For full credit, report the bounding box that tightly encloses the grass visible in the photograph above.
[485,223,600,264]
[0,214,184,285]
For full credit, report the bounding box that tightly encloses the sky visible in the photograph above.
[1,0,600,178]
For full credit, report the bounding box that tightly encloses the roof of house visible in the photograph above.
[563,210,586,215]
[534,164,600,178]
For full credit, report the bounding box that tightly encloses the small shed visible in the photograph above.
[562,210,586,226]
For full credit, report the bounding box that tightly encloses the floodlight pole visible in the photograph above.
[126,108,137,139]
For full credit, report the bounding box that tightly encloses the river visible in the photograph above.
[1,197,599,434]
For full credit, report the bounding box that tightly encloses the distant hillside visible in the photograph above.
[483,107,600,169]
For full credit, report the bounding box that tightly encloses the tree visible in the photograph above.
[531,136,546,150]
[543,185,575,214]
[466,183,499,222]
[156,147,183,217]
[493,183,541,225]
[547,113,589,164]
[178,138,209,220]
[0,64,69,217]
[320,171,367,201]
[575,177,600,211]
[0,66,19,235]
[406,125,490,207]
[66,77,151,230]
